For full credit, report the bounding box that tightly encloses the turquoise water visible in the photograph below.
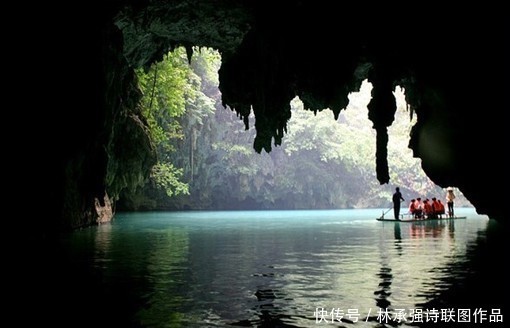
[58,208,505,327]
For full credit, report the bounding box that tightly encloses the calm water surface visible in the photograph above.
[59,208,505,327]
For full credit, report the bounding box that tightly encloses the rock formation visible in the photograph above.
[27,1,507,232]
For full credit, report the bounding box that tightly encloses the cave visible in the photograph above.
[14,3,508,327]
[25,1,507,237]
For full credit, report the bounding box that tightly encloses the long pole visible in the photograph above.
[380,205,393,219]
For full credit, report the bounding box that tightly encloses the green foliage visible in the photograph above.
[151,163,189,197]
[123,47,470,210]
[127,48,193,200]
[136,49,189,149]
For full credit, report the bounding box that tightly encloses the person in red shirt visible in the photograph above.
[414,198,423,219]
[423,199,434,219]
[408,199,416,218]
[437,200,446,217]
[432,197,441,219]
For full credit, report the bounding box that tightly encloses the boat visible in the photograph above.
[376,216,467,222]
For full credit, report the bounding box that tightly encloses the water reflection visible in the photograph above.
[408,219,454,240]
[416,219,506,326]
[448,219,455,240]
[94,222,112,269]
[61,209,496,327]
[373,218,463,322]
[394,222,403,256]
[231,288,301,327]
[135,229,189,326]
[374,266,393,309]
[374,222,400,312]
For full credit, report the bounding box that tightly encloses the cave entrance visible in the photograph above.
[119,48,468,211]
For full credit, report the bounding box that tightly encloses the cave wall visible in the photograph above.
[25,2,156,235]
[117,2,507,221]
[29,1,506,234]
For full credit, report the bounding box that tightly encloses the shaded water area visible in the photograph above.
[39,209,505,327]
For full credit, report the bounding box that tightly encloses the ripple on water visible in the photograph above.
[61,209,495,327]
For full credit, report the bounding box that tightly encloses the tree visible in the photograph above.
[121,48,471,211]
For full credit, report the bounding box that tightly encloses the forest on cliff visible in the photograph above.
[118,48,469,211]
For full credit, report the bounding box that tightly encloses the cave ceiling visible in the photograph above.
[29,1,506,227]
[113,1,507,221]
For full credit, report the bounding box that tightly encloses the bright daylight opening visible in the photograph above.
[285,81,469,210]
[123,47,470,211]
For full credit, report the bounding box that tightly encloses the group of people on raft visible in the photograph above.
[408,197,447,219]
[392,187,456,220]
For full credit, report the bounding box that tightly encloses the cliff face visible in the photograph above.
[30,1,506,232]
